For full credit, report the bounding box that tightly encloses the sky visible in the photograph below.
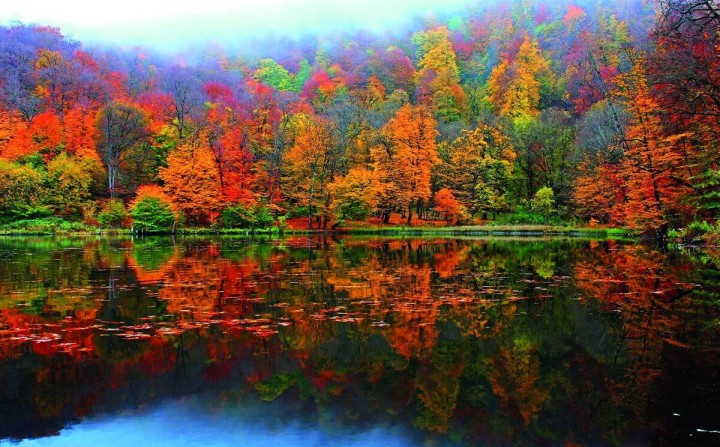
[0,0,476,51]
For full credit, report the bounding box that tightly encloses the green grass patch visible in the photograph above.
[287,224,634,239]
[0,218,97,235]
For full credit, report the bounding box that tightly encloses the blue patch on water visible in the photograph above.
[5,396,437,447]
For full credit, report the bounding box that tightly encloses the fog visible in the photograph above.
[0,0,477,53]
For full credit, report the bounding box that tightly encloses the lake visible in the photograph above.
[0,235,718,446]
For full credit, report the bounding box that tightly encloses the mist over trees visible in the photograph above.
[0,0,717,235]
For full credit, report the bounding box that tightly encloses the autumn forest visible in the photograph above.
[0,0,718,238]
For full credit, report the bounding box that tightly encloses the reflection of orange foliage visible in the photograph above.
[434,243,469,278]
[125,249,180,284]
[416,361,464,432]
[388,267,438,359]
[159,249,261,320]
[574,243,695,395]
[488,340,547,425]
[138,337,176,376]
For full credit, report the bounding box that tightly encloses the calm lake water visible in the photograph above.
[0,235,718,446]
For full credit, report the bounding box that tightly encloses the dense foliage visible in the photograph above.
[0,0,717,235]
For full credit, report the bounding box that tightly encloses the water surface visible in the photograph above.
[0,235,718,446]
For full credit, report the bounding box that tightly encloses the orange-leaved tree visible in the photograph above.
[159,144,224,226]
[373,104,439,224]
[574,159,627,225]
[434,188,464,225]
[63,105,100,161]
[204,103,256,205]
[613,51,692,233]
[4,110,63,162]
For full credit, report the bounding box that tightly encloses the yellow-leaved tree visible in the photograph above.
[413,26,467,122]
[487,35,554,123]
[282,114,338,229]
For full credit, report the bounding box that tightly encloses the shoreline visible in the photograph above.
[0,224,634,239]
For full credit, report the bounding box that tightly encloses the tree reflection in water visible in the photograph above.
[0,235,718,446]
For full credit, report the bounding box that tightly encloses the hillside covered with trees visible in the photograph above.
[0,0,717,238]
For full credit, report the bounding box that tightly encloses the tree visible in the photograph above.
[159,145,224,226]
[654,0,719,120]
[3,110,62,162]
[203,103,256,204]
[96,102,150,198]
[98,199,128,228]
[220,203,275,229]
[510,109,576,206]
[652,0,720,224]
[372,104,439,224]
[63,105,100,160]
[329,167,382,222]
[614,52,690,232]
[282,114,338,229]
[531,186,555,222]
[574,160,627,225]
[162,66,204,141]
[434,188,464,225]
[254,59,294,92]
[370,46,414,93]
[436,123,515,218]
[33,49,77,114]
[414,26,466,121]
[487,35,554,122]
[293,59,312,93]
[45,153,96,219]
[0,159,46,221]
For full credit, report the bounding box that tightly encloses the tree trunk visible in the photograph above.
[108,166,116,199]
[406,204,413,225]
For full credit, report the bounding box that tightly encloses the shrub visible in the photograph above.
[531,187,555,221]
[45,153,94,219]
[0,160,47,222]
[221,203,275,229]
[98,199,129,228]
[254,204,275,228]
[130,186,178,232]
[221,205,255,229]
[678,220,714,243]
[334,199,372,221]
[0,217,91,234]
[495,208,548,225]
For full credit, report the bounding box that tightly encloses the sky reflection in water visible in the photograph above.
[10,395,427,447]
